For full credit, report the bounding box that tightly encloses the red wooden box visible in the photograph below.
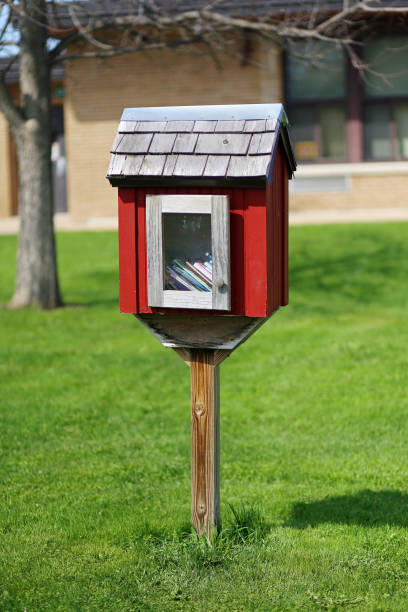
[107,104,296,349]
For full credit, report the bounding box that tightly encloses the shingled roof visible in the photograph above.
[107,104,296,186]
[49,1,404,30]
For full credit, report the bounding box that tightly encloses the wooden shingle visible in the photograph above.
[162,155,179,176]
[257,132,276,154]
[119,120,138,133]
[193,120,217,133]
[265,119,277,132]
[111,133,124,152]
[108,154,125,176]
[248,132,277,155]
[149,133,176,154]
[215,120,245,133]
[139,155,167,175]
[121,154,144,175]
[116,133,153,154]
[227,155,270,177]
[248,133,262,155]
[136,121,167,132]
[173,133,198,154]
[165,120,194,133]
[195,133,251,155]
[203,156,230,177]
[173,155,208,177]
[244,120,266,133]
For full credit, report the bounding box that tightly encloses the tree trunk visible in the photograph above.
[8,0,61,309]
[9,119,61,309]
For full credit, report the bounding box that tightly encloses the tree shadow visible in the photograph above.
[286,489,408,528]
[59,269,119,308]
[291,246,400,305]
[62,298,118,309]
[289,224,408,314]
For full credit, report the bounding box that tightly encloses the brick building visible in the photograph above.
[1,1,408,219]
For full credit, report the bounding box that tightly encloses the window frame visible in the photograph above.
[286,100,348,163]
[362,98,408,162]
[284,35,408,164]
[283,47,348,164]
[146,194,231,311]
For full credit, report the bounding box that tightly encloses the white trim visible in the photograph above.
[289,207,408,226]
[146,195,163,307]
[289,175,350,194]
[160,194,212,214]
[163,290,213,309]
[295,161,408,178]
[211,195,230,310]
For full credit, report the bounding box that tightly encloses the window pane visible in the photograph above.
[363,36,408,97]
[163,213,212,292]
[289,107,318,160]
[321,107,346,158]
[287,42,346,101]
[395,104,408,158]
[364,105,391,159]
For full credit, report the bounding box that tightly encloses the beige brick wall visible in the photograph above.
[290,174,408,211]
[65,41,282,218]
[0,114,12,218]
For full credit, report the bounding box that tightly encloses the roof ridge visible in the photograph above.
[121,104,285,123]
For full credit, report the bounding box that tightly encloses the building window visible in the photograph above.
[285,42,347,162]
[363,36,408,160]
[286,35,408,163]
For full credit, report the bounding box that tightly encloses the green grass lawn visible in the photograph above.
[1,223,408,611]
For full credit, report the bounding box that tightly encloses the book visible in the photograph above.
[185,262,212,289]
[193,262,212,282]
[165,256,213,292]
[172,260,210,291]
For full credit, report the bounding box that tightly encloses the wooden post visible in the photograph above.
[190,349,220,536]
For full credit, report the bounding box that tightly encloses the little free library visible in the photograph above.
[107,103,296,536]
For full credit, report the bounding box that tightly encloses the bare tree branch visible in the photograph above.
[197,10,356,45]
[67,3,114,50]
[60,34,203,62]
[315,1,366,33]
[5,1,408,71]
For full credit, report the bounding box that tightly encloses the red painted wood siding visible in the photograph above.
[266,146,289,311]
[281,154,289,306]
[117,144,289,317]
[118,187,137,313]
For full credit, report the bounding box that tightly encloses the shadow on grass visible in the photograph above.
[286,489,408,528]
[61,299,118,309]
[60,268,119,308]
[290,225,408,313]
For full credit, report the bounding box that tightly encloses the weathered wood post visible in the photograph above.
[107,103,296,537]
[190,349,220,535]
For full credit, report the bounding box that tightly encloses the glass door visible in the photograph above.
[146,194,230,310]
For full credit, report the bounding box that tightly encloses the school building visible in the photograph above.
[1,4,408,219]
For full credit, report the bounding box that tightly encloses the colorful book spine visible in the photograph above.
[185,262,212,289]
[165,256,214,292]
[193,262,212,282]
[173,259,211,291]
